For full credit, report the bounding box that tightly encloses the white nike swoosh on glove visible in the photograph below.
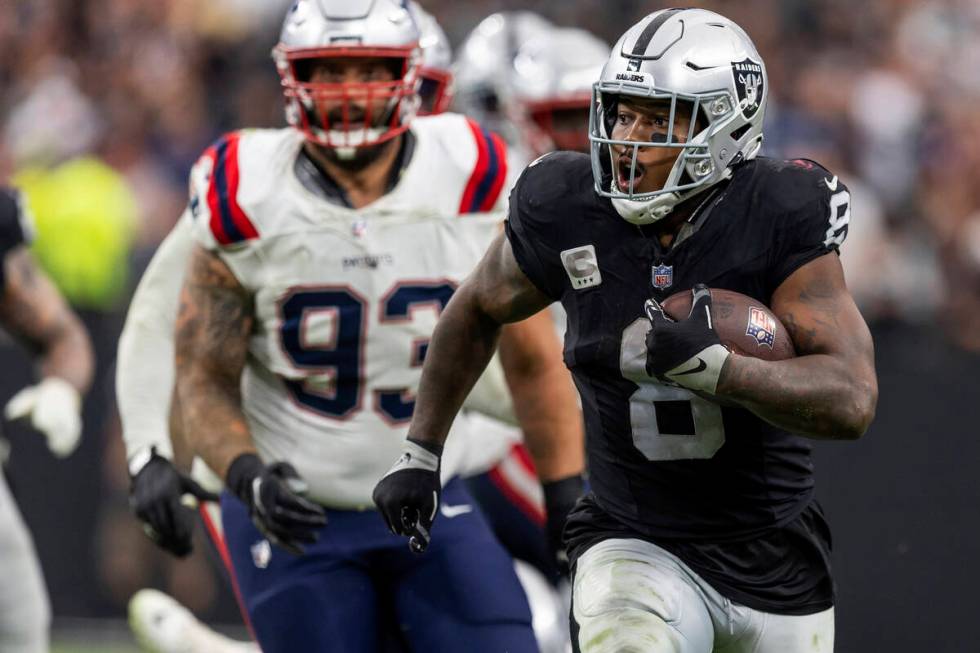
[439,503,473,519]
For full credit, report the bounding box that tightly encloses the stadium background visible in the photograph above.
[0,1,977,651]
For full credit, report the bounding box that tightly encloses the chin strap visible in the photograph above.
[610,191,679,225]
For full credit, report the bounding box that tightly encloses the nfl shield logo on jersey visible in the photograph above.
[745,307,776,348]
[651,264,673,290]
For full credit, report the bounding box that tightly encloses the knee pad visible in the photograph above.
[572,540,709,653]
[576,608,682,653]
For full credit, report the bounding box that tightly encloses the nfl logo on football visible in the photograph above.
[745,307,776,348]
[651,264,673,290]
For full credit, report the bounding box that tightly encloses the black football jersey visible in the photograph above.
[505,152,849,612]
[0,186,31,289]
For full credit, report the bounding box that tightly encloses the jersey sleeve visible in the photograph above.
[768,161,851,289]
[503,153,572,300]
[116,214,195,461]
[458,118,511,215]
[186,131,260,252]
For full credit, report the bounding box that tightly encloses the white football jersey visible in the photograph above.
[188,115,516,508]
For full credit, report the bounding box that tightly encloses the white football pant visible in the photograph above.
[573,538,834,653]
[0,473,50,653]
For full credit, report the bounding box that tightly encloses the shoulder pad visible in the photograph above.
[414,113,510,214]
[744,157,843,214]
[517,150,592,202]
[458,117,508,214]
[189,131,260,248]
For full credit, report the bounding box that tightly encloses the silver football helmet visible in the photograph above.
[410,3,453,115]
[272,0,422,150]
[589,8,768,224]
[452,11,553,144]
[510,28,611,155]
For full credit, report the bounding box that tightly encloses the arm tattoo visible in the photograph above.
[175,246,256,478]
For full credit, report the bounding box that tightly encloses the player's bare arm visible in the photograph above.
[715,252,877,440]
[175,244,325,553]
[174,244,256,479]
[374,233,579,553]
[498,312,584,482]
[0,246,93,392]
[407,232,554,451]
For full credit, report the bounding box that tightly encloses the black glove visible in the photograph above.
[372,438,443,554]
[645,284,730,394]
[542,474,585,575]
[129,448,219,558]
[226,453,327,555]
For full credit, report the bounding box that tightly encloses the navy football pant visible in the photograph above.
[221,477,537,653]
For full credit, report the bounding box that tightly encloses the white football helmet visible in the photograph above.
[510,28,611,155]
[272,0,422,150]
[411,3,453,115]
[588,8,768,224]
[452,11,553,144]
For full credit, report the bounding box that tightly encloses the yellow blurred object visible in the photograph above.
[14,157,137,310]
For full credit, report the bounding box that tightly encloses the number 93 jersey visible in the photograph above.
[506,152,850,542]
[188,115,514,509]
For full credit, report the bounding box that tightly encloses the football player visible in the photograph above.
[119,4,582,652]
[170,1,582,652]
[452,11,554,160]
[508,27,611,157]
[374,8,879,653]
[0,186,93,653]
[120,0,461,557]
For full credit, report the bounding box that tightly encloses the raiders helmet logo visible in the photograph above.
[731,58,764,119]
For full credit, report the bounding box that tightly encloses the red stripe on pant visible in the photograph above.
[488,445,546,526]
[199,503,260,646]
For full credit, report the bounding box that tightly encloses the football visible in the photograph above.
[661,288,796,361]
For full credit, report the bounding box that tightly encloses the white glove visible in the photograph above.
[5,377,82,458]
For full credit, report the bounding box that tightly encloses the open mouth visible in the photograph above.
[616,156,645,193]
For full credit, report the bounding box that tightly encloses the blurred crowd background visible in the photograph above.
[0,1,977,651]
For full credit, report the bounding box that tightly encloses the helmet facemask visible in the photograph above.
[589,85,748,224]
[274,45,422,153]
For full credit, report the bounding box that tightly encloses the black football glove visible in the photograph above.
[129,448,219,558]
[542,474,585,576]
[226,454,327,555]
[372,438,443,554]
[645,284,731,394]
